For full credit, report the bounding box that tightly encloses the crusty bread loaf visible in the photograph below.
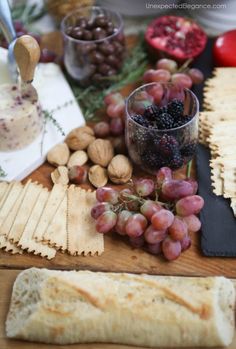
[6,268,235,347]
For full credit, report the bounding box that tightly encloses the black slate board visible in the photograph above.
[197,144,236,256]
[191,38,236,256]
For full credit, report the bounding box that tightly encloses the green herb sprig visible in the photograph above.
[71,36,148,121]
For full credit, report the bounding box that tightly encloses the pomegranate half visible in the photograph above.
[145,16,207,62]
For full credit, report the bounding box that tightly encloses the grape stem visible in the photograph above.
[186,160,192,178]
[177,58,193,73]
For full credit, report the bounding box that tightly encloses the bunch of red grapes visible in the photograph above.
[143,58,204,89]
[94,92,125,138]
[91,167,204,261]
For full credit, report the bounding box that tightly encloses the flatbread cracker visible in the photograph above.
[67,186,104,256]
[230,198,236,217]
[0,235,22,254]
[18,188,56,260]
[0,182,8,201]
[0,182,23,231]
[8,182,43,243]
[33,183,67,242]
[43,194,67,250]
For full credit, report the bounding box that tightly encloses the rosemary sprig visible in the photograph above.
[0,166,7,178]
[11,2,46,25]
[70,36,148,121]
[42,109,65,137]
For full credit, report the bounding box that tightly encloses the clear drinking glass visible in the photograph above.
[125,82,199,173]
[61,6,125,86]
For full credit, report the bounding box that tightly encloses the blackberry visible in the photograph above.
[167,99,184,119]
[181,143,196,157]
[168,153,184,170]
[156,134,179,157]
[172,115,192,128]
[131,114,149,127]
[142,150,166,170]
[158,105,168,114]
[156,113,174,129]
[143,104,159,120]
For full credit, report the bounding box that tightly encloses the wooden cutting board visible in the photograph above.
[1,269,236,349]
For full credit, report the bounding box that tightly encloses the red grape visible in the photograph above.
[146,242,162,255]
[144,225,167,244]
[180,235,191,251]
[148,84,164,104]
[156,58,178,73]
[116,210,132,235]
[134,178,155,197]
[162,237,181,261]
[187,68,204,84]
[94,122,110,138]
[140,200,162,220]
[176,195,204,216]
[40,49,57,63]
[129,235,145,248]
[107,102,125,118]
[91,202,110,219]
[125,213,147,237]
[171,73,193,89]
[182,214,201,232]
[110,117,124,136]
[68,166,87,184]
[162,179,195,200]
[153,69,172,82]
[151,209,174,230]
[96,211,117,234]
[156,167,172,187]
[143,69,157,83]
[104,92,123,105]
[168,216,188,241]
[185,178,198,195]
[96,187,119,204]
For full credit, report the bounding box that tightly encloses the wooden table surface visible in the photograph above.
[1,33,236,349]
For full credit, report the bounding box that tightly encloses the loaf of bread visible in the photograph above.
[6,268,235,347]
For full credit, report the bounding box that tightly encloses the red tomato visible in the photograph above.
[213,29,236,67]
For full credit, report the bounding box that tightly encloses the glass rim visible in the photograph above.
[125,82,199,132]
[60,5,123,44]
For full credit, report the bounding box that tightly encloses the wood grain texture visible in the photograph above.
[1,270,236,349]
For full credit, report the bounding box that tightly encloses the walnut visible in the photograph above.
[51,166,69,185]
[65,126,95,151]
[67,150,88,168]
[88,165,108,188]
[108,155,133,184]
[87,139,114,167]
[47,143,70,166]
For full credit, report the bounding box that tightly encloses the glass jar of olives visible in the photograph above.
[61,6,125,85]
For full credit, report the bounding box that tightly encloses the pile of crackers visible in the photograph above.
[0,181,104,259]
[199,68,236,216]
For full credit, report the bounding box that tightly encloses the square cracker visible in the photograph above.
[210,159,224,196]
[0,181,32,238]
[33,183,67,242]
[18,187,56,260]
[43,194,67,251]
[67,186,104,256]
[8,182,43,243]
[0,182,23,232]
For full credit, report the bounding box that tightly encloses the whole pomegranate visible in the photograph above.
[145,16,207,62]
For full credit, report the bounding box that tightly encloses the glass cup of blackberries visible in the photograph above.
[61,6,125,86]
[125,82,199,173]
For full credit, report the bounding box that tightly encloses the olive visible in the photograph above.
[89,51,105,64]
[76,16,88,29]
[107,68,117,76]
[82,30,93,41]
[86,19,95,29]
[94,14,108,27]
[92,73,103,82]
[71,27,84,39]
[93,27,107,40]
[107,54,119,68]
[99,42,114,55]
[106,22,115,35]
[98,63,111,75]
